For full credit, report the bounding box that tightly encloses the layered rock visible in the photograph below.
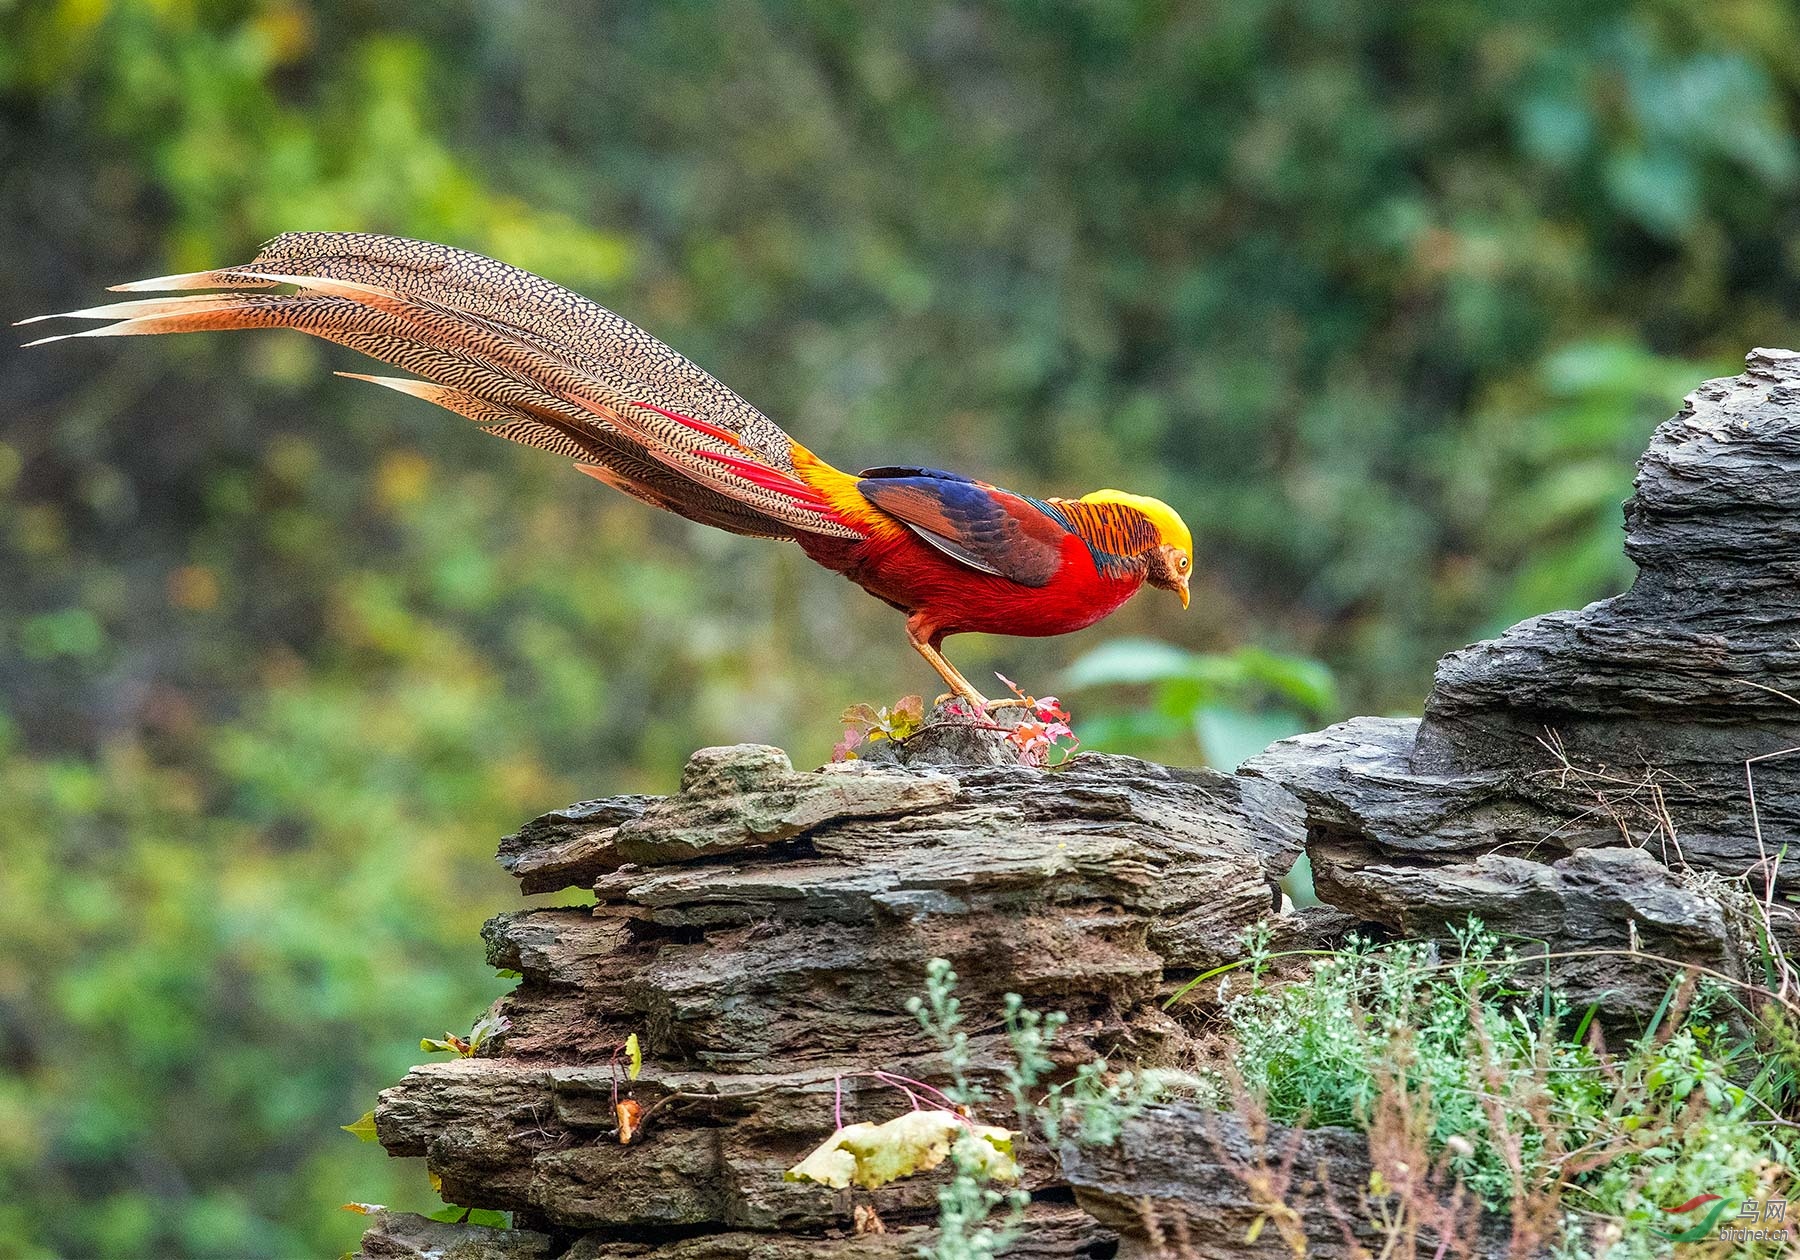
[1061,1105,1519,1260]
[356,1204,1106,1259]
[354,351,1800,1256]
[362,741,1302,1256]
[1247,349,1800,994]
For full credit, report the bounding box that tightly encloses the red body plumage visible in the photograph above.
[800,526,1144,645]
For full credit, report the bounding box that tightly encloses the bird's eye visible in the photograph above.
[1178,555,1189,571]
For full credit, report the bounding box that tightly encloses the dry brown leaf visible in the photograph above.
[616,1098,644,1145]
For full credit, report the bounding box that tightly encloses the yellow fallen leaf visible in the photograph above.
[784,1109,1018,1190]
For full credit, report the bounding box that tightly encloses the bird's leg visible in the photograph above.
[906,617,990,707]
[911,637,988,708]
[906,620,1030,711]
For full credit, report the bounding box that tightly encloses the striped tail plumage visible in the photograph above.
[19,232,862,541]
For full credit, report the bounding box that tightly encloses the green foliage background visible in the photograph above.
[0,1,1795,1255]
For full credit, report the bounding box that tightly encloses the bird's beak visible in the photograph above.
[1177,576,1190,610]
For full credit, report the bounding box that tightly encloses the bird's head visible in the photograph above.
[1079,489,1193,608]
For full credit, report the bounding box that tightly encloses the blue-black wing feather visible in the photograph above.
[856,468,1069,587]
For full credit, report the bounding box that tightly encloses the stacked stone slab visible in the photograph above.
[1245,349,1800,1007]
[1060,1106,1523,1260]
[358,742,1302,1258]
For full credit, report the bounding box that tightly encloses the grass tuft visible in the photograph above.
[1217,919,1797,1257]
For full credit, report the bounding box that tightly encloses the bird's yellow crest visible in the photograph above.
[1080,489,1192,556]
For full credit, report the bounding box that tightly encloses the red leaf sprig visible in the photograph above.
[994,674,1079,766]
[833,681,1079,767]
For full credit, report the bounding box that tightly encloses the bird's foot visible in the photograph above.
[933,690,987,709]
[933,692,1030,712]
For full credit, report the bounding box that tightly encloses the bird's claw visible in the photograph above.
[934,691,991,710]
[932,692,1030,712]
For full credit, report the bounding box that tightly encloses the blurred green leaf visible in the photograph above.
[1062,639,1201,688]
[1067,641,1337,767]
[18,609,105,661]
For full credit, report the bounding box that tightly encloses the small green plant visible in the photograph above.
[903,963,1209,1258]
[908,960,1030,1260]
[998,993,1065,1139]
[893,927,1794,1257]
[834,695,928,759]
[833,685,1080,767]
[1208,919,1796,1257]
[340,1110,379,1142]
[420,1010,509,1057]
[338,1176,508,1231]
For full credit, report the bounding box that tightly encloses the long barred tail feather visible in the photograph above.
[20,232,862,541]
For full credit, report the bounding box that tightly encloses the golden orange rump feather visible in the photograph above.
[22,232,1192,705]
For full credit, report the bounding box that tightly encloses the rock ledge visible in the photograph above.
[360,743,1301,1257]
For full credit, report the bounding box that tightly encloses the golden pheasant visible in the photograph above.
[23,233,1192,705]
